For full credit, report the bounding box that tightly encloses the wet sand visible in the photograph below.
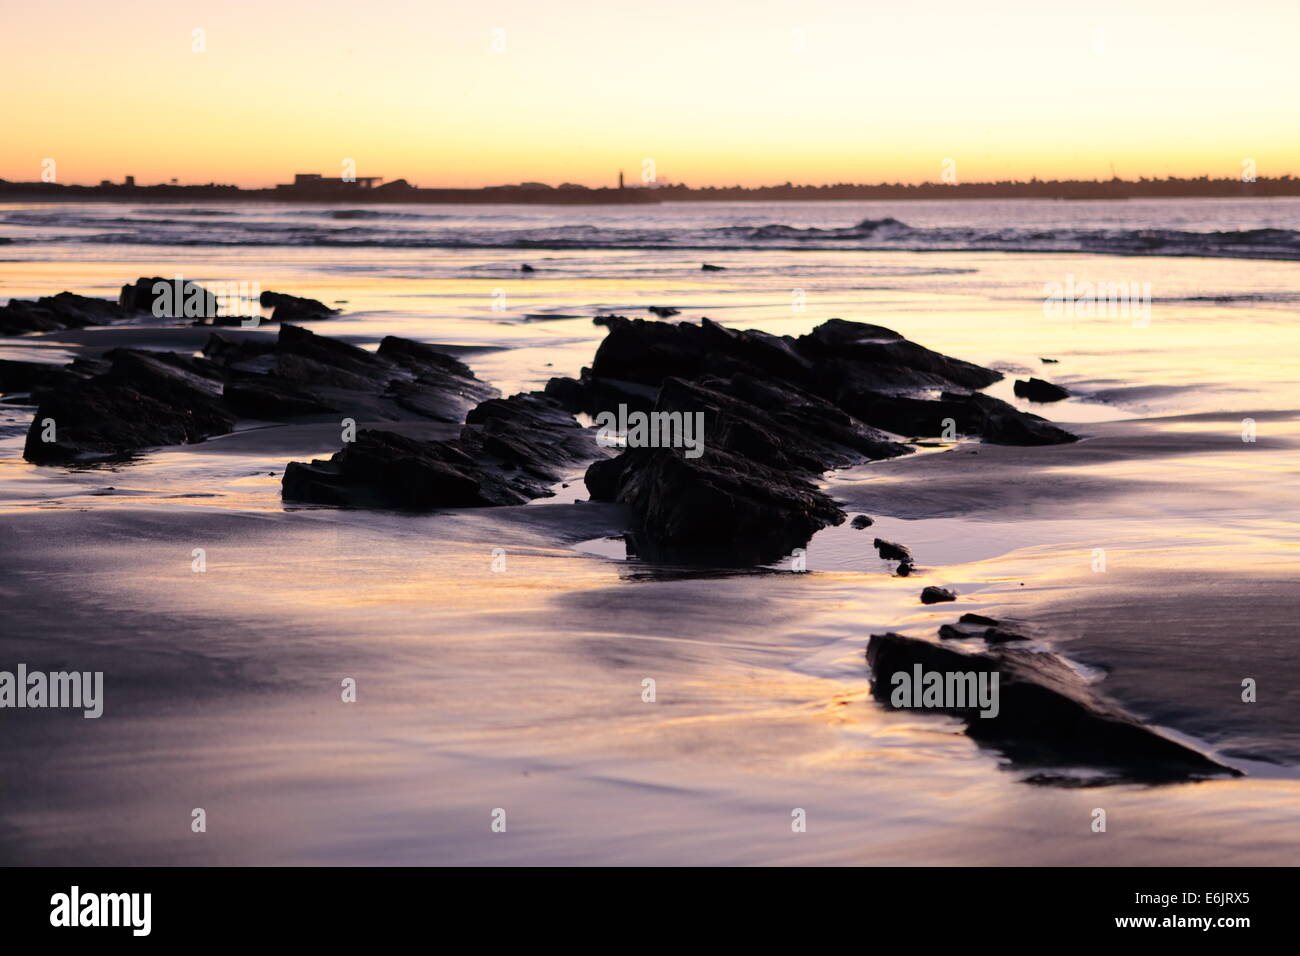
[2,248,1298,865]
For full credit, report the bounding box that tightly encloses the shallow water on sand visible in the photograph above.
[1,226,1298,864]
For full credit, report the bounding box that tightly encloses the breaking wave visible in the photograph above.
[4,208,1300,260]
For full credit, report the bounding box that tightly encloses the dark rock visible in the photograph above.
[579,366,911,565]
[260,290,339,323]
[1040,357,1059,364]
[0,358,92,396]
[850,514,874,529]
[874,538,912,562]
[580,315,1072,448]
[920,585,957,604]
[222,372,337,419]
[959,612,1000,627]
[283,392,594,510]
[647,306,680,318]
[21,300,499,462]
[23,349,236,463]
[200,331,276,368]
[586,445,842,566]
[284,312,1074,569]
[896,561,914,576]
[520,264,535,273]
[541,375,588,412]
[984,627,1031,644]
[377,336,499,422]
[837,389,1077,445]
[283,430,493,509]
[191,314,262,328]
[1014,377,1070,402]
[589,316,812,392]
[866,631,1240,780]
[0,292,130,336]
[463,392,597,475]
[938,624,970,640]
[274,323,387,381]
[700,263,725,271]
[655,376,909,471]
[119,276,217,319]
[544,371,662,416]
[798,319,1003,393]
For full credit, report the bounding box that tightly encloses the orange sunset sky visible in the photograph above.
[2,0,1297,189]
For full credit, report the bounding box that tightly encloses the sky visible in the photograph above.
[2,0,1297,188]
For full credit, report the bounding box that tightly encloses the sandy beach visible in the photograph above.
[2,199,1297,865]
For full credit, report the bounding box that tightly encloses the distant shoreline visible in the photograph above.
[3,177,1299,205]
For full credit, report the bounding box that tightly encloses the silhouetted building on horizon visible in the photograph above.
[276,173,384,193]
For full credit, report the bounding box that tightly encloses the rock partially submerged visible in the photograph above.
[0,292,132,336]
[121,281,339,327]
[939,614,1029,644]
[874,538,912,562]
[282,392,596,510]
[836,389,1077,445]
[23,349,237,463]
[552,316,1070,445]
[580,372,910,564]
[1014,377,1070,402]
[0,357,104,396]
[119,276,217,317]
[920,585,956,604]
[0,276,296,335]
[21,315,497,463]
[866,630,1240,781]
[259,290,339,323]
[552,315,1075,565]
[586,443,844,565]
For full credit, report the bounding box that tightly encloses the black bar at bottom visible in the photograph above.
[0,866,1285,941]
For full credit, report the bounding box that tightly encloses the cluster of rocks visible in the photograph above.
[866,628,1240,781]
[0,291,134,336]
[120,277,338,327]
[17,315,498,464]
[0,276,338,336]
[10,287,1079,569]
[282,392,597,509]
[543,315,1075,565]
[873,538,915,575]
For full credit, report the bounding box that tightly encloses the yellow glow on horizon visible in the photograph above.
[2,0,1297,189]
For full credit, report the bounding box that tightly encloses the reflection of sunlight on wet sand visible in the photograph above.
[4,244,1300,864]
[3,493,1300,864]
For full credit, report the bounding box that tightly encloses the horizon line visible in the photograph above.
[5,173,1299,191]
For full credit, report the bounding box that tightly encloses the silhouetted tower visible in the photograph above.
[618,170,624,190]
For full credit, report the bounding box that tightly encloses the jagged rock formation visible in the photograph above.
[551,316,1075,565]
[282,392,596,509]
[20,318,496,464]
[867,629,1239,781]
[0,292,132,336]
